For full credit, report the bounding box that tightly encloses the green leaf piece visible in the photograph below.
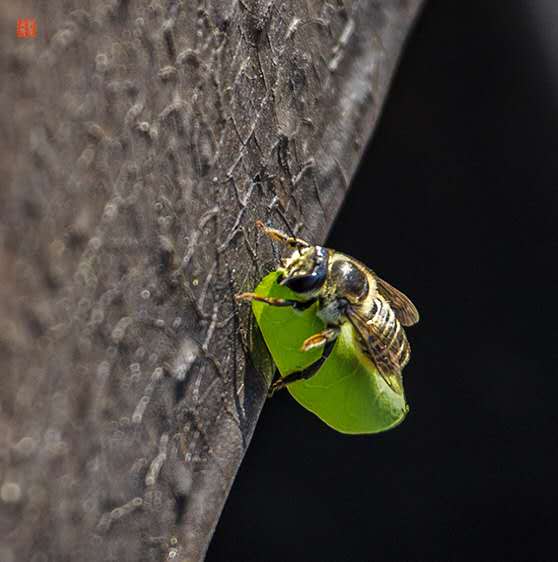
[252,271,409,434]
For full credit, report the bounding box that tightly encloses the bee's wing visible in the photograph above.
[345,307,405,395]
[374,276,419,327]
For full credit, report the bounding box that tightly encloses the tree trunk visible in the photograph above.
[0,1,422,560]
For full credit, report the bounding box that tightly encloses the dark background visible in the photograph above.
[208,2,558,561]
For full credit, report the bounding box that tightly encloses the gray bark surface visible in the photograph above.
[0,1,422,560]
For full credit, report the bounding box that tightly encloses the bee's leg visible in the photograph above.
[235,292,316,311]
[269,339,336,396]
[300,327,340,352]
[255,220,310,249]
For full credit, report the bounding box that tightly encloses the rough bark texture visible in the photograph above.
[0,1,422,560]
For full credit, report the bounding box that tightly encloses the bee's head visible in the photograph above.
[278,245,328,295]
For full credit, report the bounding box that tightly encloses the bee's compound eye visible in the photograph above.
[284,271,325,294]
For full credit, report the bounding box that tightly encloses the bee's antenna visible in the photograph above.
[275,208,305,249]
[256,215,309,250]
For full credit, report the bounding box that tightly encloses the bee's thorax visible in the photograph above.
[327,254,376,304]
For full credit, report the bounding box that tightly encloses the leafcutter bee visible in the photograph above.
[236,221,419,395]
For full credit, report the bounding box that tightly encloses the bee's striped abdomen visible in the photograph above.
[363,297,411,374]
